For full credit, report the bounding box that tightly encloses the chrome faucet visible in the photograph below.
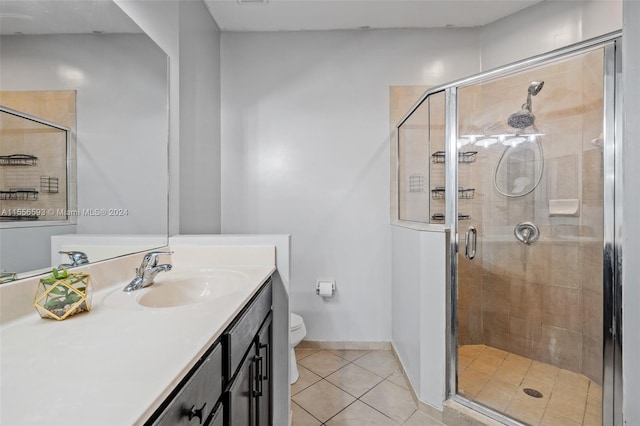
[123,251,173,292]
[58,251,90,268]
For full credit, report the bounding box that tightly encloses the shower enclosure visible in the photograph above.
[396,33,621,426]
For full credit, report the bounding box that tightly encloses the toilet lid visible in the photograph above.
[291,313,303,331]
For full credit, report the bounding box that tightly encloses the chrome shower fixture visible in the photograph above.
[507,80,544,130]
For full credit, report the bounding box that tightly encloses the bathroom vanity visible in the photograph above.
[0,243,287,426]
[148,280,273,426]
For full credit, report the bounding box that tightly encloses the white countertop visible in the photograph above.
[0,264,275,425]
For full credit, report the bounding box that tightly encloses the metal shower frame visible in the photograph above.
[396,31,622,426]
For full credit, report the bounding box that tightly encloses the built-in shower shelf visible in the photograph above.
[0,214,39,221]
[431,151,477,164]
[0,188,38,201]
[431,187,475,200]
[0,154,38,166]
[431,213,471,221]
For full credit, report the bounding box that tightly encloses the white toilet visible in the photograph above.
[290,313,307,384]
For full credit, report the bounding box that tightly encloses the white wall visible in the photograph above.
[0,33,168,273]
[391,226,447,409]
[115,0,223,235]
[178,1,222,234]
[220,29,480,342]
[114,0,181,236]
[622,0,640,423]
[479,0,622,70]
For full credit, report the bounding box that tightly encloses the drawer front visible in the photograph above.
[153,343,223,426]
[225,280,272,378]
[206,403,223,426]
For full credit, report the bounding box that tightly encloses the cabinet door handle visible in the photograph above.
[260,342,269,381]
[184,402,206,424]
[253,356,263,397]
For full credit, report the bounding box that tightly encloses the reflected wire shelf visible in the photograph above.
[0,188,38,201]
[0,154,38,166]
[431,213,471,221]
[431,151,477,164]
[431,187,475,200]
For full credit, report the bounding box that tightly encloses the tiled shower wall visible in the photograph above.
[0,91,77,221]
[457,50,604,384]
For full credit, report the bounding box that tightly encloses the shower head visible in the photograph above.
[507,109,535,129]
[507,80,544,130]
[528,81,544,96]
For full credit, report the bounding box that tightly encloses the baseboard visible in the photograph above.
[389,345,445,423]
[297,340,392,350]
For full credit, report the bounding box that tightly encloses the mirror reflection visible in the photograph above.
[0,0,169,280]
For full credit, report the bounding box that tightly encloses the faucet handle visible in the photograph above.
[59,251,89,266]
[141,251,173,268]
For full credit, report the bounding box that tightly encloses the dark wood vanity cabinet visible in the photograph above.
[224,282,272,426]
[149,344,223,426]
[147,278,272,426]
[224,313,272,426]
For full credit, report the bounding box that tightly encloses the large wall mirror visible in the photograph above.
[0,0,169,280]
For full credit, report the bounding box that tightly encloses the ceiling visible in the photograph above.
[204,0,544,32]
[0,0,544,35]
[0,0,141,35]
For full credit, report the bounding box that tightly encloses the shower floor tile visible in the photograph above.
[458,344,602,426]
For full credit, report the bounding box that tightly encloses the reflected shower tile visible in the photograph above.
[510,280,543,322]
[523,244,551,285]
[458,368,490,398]
[582,290,603,340]
[540,326,583,373]
[542,285,583,332]
[509,316,542,341]
[505,394,547,425]
[555,368,590,396]
[509,336,544,361]
[583,148,604,201]
[475,384,513,412]
[458,275,482,311]
[481,274,510,314]
[483,312,510,337]
[549,243,579,288]
[458,309,483,345]
[520,375,555,397]
[546,397,586,424]
[541,409,582,426]
[580,242,603,295]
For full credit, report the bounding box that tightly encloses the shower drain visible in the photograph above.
[523,388,544,398]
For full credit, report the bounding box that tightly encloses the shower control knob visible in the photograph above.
[514,222,539,244]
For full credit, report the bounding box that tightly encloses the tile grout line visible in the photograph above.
[292,400,326,425]
[293,350,417,425]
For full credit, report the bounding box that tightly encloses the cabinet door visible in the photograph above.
[225,345,258,426]
[255,314,272,426]
[152,344,222,426]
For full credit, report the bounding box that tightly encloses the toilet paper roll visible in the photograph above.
[316,281,335,298]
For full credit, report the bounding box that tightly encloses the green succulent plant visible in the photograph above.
[41,268,87,310]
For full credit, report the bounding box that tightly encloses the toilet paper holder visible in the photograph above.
[316,280,336,297]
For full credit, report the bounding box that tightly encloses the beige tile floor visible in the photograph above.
[291,348,445,425]
[458,345,602,426]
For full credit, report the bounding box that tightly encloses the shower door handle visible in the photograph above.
[464,226,477,260]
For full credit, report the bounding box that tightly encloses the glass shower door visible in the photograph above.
[455,48,607,426]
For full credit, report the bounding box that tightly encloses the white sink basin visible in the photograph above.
[103,269,250,309]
